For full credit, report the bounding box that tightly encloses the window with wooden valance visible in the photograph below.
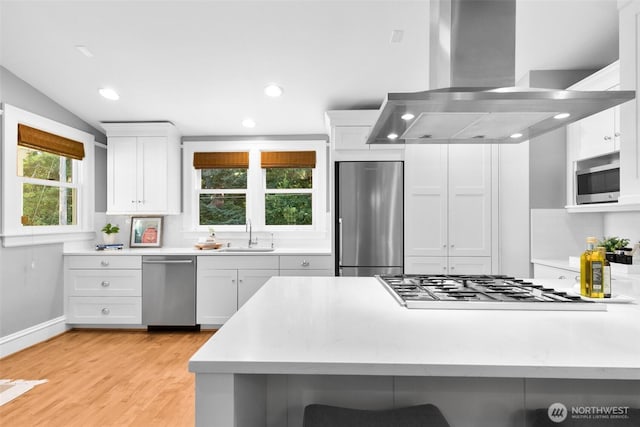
[260,151,316,168]
[193,152,249,169]
[17,123,85,160]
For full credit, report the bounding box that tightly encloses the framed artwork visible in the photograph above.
[130,217,163,248]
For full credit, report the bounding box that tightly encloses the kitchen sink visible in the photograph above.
[218,247,275,253]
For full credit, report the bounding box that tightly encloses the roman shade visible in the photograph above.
[261,151,316,168]
[18,123,85,160]
[193,152,249,169]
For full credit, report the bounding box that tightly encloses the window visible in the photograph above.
[1,104,95,246]
[262,151,315,226]
[185,141,326,233]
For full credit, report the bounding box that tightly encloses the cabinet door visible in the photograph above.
[196,269,238,325]
[107,137,138,213]
[237,269,278,309]
[448,144,491,257]
[405,256,448,274]
[137,136,168,213]
[404,145,448,256]
[578,108,616,159]
[333,126,370,150]
[448,257,492,275]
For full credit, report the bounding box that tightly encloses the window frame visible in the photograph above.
[1,104,95,247]
[183,140,327,234]
[263,167,314,226]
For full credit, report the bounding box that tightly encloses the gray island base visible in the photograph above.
[189,276,640,427]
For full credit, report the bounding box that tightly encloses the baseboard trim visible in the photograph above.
[0,316,69,358]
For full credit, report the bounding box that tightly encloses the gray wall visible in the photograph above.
[523,69,597,209]
[0,66,106,337]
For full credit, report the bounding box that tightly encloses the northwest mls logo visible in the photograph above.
[548,402,568,423]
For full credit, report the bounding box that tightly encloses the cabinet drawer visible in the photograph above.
[66,255,141,269]
[279,255,332,270]
[66,270,141,296]
[67,297,141,324]
[198,255,278,270]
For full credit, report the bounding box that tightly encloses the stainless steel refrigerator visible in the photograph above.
[336,161,403,276]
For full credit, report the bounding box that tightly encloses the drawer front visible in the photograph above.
[67,297,141,324]
[278,269,333,277]
[279,255,332,270]
[67,270,141,296]
[198,255,278,270]
[66,255,141,270]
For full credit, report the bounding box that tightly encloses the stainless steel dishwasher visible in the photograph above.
[142,255,198,329]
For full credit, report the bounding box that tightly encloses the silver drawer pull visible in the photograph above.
[101,281,110,287]
[301,260,310,267]
[100,260,110,267]
[101,308,110,315]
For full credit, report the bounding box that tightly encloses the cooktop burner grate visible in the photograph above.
[377,274,605,311]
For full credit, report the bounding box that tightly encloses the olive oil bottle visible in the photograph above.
[589,246,604,298]
[597,246,612,298]
[580,237,597,297]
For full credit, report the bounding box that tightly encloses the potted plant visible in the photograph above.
[598,236,630,263]
[101,223,120,244]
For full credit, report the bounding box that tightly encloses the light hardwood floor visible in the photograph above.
[0,329,215,426]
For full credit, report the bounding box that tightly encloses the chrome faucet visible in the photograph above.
[246,219,258,247]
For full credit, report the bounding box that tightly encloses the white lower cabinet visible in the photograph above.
[197,256,279,325]
[64,255,142,324]
[405,256,492,275]
[533,264,579,281]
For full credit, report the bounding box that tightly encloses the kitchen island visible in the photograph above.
[189,276,640,427]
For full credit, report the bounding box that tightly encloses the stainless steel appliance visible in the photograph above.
[336,161,403,276]
[378,274,605,311]
[575,153,620,204]
[366,0,634,145]
[142,255,198,329]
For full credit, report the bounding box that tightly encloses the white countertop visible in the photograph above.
[189,276,640,380]
[64,247,331,256]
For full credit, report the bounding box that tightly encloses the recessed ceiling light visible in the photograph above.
[75,45,94,58]
[401,113,415,121]
[554,113,570,120]
[264,84,283,97]
[98,88,119,100]
[387,133,399,140]
[510,133,523,139]
[242,118,256,128]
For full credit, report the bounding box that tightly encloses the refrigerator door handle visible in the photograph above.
[338,217,343,267]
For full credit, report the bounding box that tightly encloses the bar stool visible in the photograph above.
[303,403,450,427]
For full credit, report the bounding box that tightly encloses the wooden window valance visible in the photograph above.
[261,151,316,168]
[17,123,85,160]
[193,152,249,169]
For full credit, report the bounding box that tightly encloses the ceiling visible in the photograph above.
[0,0,620,138]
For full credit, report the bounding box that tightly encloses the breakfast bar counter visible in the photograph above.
[188,276,640,427]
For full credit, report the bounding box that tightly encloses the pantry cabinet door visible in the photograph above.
[137,136,168,213]
[448,144,491,257]
[107,137,138,213]
[404,144,448,257]
[196,269,238,325]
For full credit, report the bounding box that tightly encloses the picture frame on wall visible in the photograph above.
[130,217,163,248]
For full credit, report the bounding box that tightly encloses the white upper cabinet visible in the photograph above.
[567,62,621,161]
[103,122,181,215]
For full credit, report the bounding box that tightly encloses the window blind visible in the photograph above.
[193,152,249,169]
[261,151,316,168]
[17,123,85,160]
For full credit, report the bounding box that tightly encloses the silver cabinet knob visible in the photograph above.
[450,244,455,248]
[442,244,447,248]
[301,260,310,267]
[443,266,447,270]
[451,266,455,270]
[558,275,566,279]
[101,281,110,287]
[604,135,612,141]
[101,308,110,315]
[614,132,621,137]
[100,260,110,267]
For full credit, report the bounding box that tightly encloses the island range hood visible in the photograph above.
[366,0,635,145]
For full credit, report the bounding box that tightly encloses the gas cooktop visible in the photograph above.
[378,274,606,311]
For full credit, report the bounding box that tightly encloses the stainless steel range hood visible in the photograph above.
[366,0,635,145]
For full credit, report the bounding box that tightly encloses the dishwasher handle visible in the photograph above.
[142,259,194,264]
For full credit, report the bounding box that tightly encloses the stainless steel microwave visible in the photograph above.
[575,154,620,205]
